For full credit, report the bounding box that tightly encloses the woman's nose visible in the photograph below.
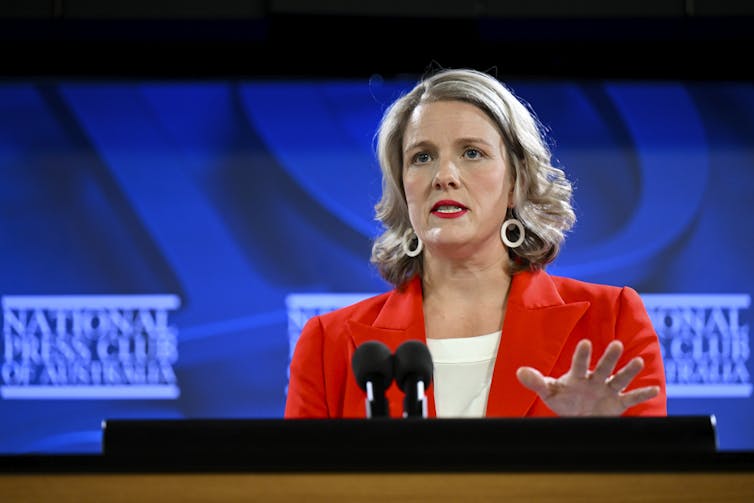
[433,160,461,190]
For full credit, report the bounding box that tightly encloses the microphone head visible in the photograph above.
[351,340,394,390]
[393,340,433,392]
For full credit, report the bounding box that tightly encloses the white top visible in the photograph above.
[425,330,502,418]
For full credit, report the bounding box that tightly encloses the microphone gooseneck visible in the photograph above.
[351,340,394,418]
[394,340,434,418]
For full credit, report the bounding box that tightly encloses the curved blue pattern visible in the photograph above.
[238,80,412,239]
[552,83,708,285]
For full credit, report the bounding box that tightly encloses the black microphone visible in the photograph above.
[351,341,394,418]
[394,340,433,418]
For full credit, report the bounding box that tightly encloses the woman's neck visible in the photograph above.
[421,254,512,306]
[420,256,513,339]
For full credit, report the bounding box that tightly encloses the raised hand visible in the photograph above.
[515,339,660,416]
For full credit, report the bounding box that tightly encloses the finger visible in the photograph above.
[570,339,592,378]
[591,340,624,382]
[516,366,550,397]
[620,385,660,409]
[606,357,644,392]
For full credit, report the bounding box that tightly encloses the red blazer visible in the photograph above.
[285,269,667,418]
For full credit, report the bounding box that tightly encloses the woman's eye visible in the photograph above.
[464,148,482,159]
[413,152,431,164]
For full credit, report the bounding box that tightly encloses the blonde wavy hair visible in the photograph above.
[370,68,576,288]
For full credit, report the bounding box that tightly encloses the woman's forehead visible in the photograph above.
[403,101,501,145]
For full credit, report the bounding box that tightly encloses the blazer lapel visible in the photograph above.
[347,276,437,416]
[486,270,589,417]
[348,276,425,350]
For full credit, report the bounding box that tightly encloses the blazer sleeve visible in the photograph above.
[284,315,330,418]
[615,286,668,416]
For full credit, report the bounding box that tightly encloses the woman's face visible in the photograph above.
[402,100,513,259]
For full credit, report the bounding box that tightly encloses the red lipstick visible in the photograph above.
[431,200,468,219]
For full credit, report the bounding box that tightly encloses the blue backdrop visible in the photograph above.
[0,77,752,453]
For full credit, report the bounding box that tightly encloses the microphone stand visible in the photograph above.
[365,377,389,418]
[394,340,433,419]
[352,340,394,419]
[403,375,428,418]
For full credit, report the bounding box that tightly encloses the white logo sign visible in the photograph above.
[643,294,751,397]
[1,294,181,399]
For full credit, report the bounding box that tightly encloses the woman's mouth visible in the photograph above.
[431,200,468,218]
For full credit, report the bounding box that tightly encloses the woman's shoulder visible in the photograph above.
[547,272,638,304]
[317,289,394,325]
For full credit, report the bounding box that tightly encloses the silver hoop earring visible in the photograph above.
[402,228,423,257]
[500,218,525,248]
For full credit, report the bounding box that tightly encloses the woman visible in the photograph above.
[284,68,667,418]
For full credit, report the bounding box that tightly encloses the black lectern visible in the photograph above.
[3,415,754,502]
[101,415,719,472]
